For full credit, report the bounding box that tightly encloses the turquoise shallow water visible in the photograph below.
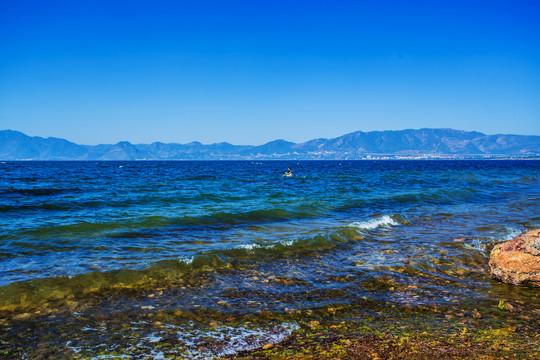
[0,160,539,358]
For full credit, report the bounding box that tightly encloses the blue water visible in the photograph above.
[0,160,539,358]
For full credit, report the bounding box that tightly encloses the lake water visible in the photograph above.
[0,160,539,358]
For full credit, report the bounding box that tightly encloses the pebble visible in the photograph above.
[13,313,31,321]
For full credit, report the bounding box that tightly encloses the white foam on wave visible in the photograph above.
[176,322,300,359]
[65,341,81,354]
[235,243,260,250]
[143,334,162,343]
[66,339,131,359]
[465,226,523,256]
[179,256,194,265]
[66,320,298,359]
[348,215,399,230]
[465,238,488,254]
[277,239,295,247]
[500,227,523,242]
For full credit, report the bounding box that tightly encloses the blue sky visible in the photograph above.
[1,0,539,145]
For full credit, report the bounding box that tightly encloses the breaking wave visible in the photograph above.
[348,215,400,230]
[0,215,404,313]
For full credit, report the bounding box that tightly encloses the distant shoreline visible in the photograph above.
[2,158,539,162]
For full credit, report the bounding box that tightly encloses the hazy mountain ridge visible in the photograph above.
[1,129,538,160]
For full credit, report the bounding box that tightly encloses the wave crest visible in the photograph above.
[348,215,400,230]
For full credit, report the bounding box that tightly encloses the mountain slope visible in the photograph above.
[0,129,538,160]
[0,130,87,160]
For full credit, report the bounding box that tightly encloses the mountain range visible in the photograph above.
[1,129,539,160]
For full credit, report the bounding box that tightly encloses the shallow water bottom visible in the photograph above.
[1,255,539,359]
[1,300,538,359]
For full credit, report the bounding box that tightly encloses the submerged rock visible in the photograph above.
[489,229,540,287]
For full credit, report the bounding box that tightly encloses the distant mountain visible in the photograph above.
[1,129,539,160]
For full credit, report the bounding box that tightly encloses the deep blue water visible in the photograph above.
[0,160,539,358]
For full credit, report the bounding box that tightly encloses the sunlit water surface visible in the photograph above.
[0,160,539,358]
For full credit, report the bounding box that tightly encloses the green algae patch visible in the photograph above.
[231,319,540,360]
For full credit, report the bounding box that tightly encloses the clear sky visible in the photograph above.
[1,0,539,145]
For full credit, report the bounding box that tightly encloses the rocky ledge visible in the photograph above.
[489,229,540,287]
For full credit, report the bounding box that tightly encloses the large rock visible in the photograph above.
[489,229,540,287]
